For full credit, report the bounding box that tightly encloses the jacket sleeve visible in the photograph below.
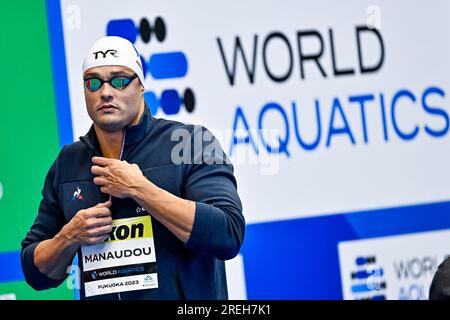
[183,126,245,260]
[20,155,69,290]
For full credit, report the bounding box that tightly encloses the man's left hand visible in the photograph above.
[91,156,146,198]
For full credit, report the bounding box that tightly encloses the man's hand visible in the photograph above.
[91,157,195,243]
[60,200,112,245]
[91,156,147,198]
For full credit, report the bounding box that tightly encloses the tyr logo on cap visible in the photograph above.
[93,49,119,59]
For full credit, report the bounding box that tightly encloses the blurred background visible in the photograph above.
[0,0,449,300]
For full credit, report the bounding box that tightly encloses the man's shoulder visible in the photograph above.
[151,117,217,140]
[55,140,92,169]
[59,140,87,156]
[151,117,228,165]
[152,116,198,133]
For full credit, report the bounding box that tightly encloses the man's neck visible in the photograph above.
[94,99,146,159]
[95,126,124,159]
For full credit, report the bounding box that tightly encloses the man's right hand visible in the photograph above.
[34,200,113,280]
[60,200,113,245]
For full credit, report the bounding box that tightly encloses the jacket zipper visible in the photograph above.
[80,130,127,300]
[115,130,126,301]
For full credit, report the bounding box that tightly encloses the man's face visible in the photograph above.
[83,65,144,132]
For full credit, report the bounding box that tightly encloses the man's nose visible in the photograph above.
[99,82,114,100]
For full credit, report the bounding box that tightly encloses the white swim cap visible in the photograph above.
[82,36,145,87]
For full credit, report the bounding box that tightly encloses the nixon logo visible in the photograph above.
[107,222,144,241]
[93,49,119,59]
[106,17,196,116]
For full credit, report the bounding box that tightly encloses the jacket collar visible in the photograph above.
[80,104,153,155]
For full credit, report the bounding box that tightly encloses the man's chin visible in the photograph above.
[94,119,128,133]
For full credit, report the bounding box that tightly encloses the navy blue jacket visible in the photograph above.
[21,106,245,299]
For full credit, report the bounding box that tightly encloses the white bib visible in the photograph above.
[81,215,158,297]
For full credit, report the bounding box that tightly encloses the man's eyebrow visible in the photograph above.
[110,70,133,76]
[83,72,100,78]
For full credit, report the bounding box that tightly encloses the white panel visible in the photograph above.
[225,254,247,300]
[59,1,450,224]
[338,230,450,300]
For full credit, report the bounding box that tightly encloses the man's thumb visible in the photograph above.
[94,200,112,208]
